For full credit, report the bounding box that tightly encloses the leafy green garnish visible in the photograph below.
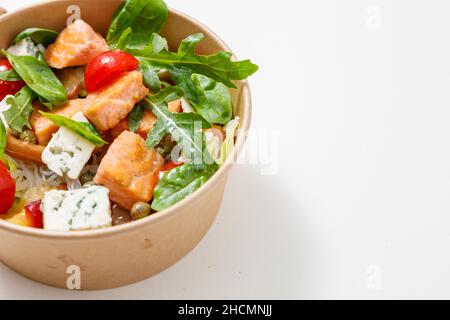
[13,28,59,47]
[148,85,184,105]
[39,112,107,147]
[0,119,6,158]
[128,33,259,89]
[128,102,146,132]
[190,73,232,124]
[107,0,168,49]
[2,86,35,134]
[151,162,218,211]
[0,69,22,82]
[138,33,169,91]
[123,32,256,124]
[5,52,67,108]
[145,99,215,165]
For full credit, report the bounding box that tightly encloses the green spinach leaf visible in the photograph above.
[0,69,22,82]
[39,112,107,147]
[107,0,168,49]
[190,73,232,124]
[114,27,133,51]
[151,162,219,211]
[13,28,59,47]
[5,52,67,108]
[2,86,35,134]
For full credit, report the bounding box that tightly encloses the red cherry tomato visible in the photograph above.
[0,161,16,215]
[0,59,25,100]
[25,200,43,229]
[85,50,139,93]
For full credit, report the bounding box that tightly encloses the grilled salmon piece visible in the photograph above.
[5,133,44,164]
[45,19,109,69]
[30,99,85,146]
[110,110,157,140]
[84,71,149,131]
[94,131,164,210]
[56,67,86,99]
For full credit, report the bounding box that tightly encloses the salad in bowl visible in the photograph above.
[0,0,257,232]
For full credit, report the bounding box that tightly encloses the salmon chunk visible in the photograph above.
[94,131,164,210]
[5,133,44,164]
[56,67,86,99]
[84,71,149,131]
[168,99,182,113]
[110,110,157,139]
[30,99,85,146]
[45,19,109,69]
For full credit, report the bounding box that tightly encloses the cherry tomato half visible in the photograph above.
[0,161,16,215]
[0,59,25,100]
[85,50,139,93]
[25,200,43,229]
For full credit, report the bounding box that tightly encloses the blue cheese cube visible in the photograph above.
[7,37,45,57]
[42,186,112,231]
[42,112,95,180]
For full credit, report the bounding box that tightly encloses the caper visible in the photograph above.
[78,89,88,98]
[130,202,152,220]
[19,129,37,144]
[156,134,177,159]
[80,171,94,186]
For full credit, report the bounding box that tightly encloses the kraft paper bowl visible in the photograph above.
[0,0,252,290]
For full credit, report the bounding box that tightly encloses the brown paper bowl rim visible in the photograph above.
[0,2,252,240]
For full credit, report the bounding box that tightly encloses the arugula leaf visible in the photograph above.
[145,117,166,149]
[0,119,6,157]
[128,33,259,89]
[137,34,169,91]
[2,86,35,134]
[140,61,161,92]
[107,0,168,49]
[0,69,22,82]
[5,52,67,108]
[39,112,107,147]
[147,85,184,105]
[145,100,214,164]
[13,28,59,47]
[129,102,146,132]
[151,162,218,211]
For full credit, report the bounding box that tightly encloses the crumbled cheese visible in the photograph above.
[42,112,95,179]
[42,186,112,231]
[7,37,45,57]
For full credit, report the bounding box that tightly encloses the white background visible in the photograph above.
[1,0,449,300]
